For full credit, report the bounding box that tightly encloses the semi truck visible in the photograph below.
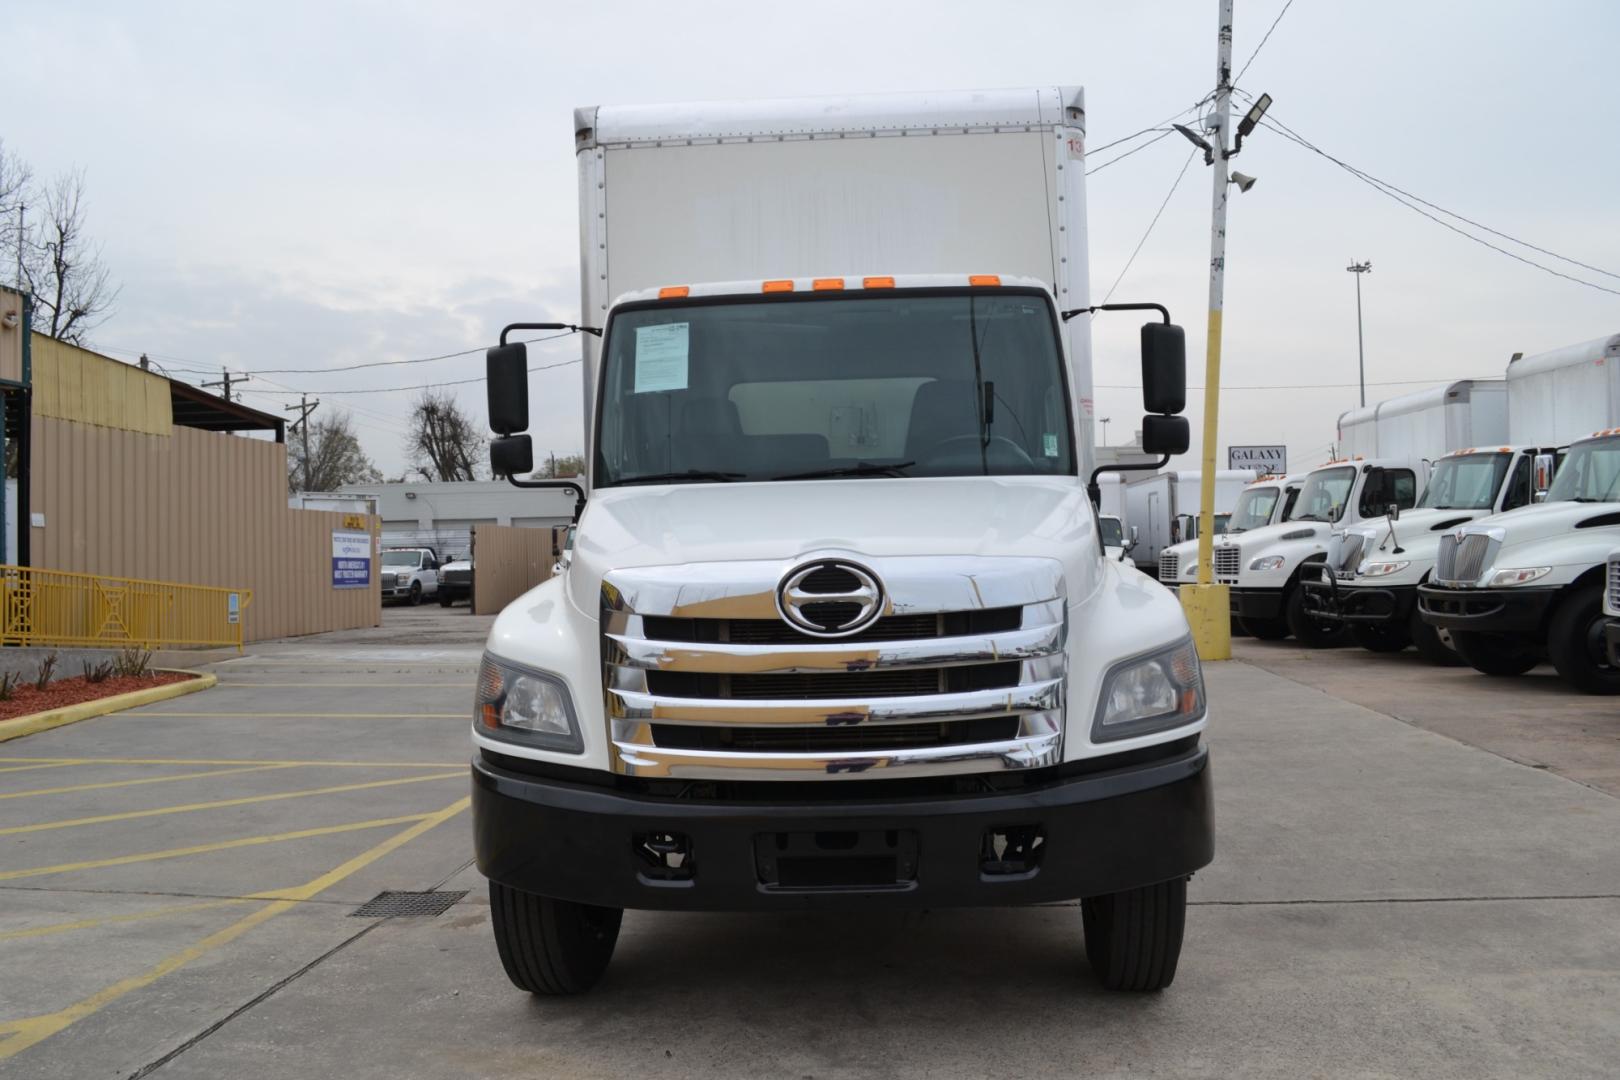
[1124,469,1254,572]
[1158,472,1303,587]
[471,88,1211,996]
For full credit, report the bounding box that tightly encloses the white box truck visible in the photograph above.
[470,88,1212,995]
[1159,472,1304,586]
[1124,469,1254,572]
[1336,379,1508,461]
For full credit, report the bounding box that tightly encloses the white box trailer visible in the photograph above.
[1336,379,1508,462]
[1125,469,1256,569]
[1506,333,1620,446]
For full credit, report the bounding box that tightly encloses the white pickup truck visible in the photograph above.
[380,547,440,605]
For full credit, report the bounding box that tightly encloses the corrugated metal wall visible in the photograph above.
[29,418,380,641]
[471,525,559,615]
[31,336,172,435]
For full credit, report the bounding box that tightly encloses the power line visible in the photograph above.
[1101,148,1199,303]
[1234,0,1298,85]
[247,357,583,396]
[1086,128,1177,176]
[1084,100,1205,158]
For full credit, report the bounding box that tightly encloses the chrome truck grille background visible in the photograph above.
[600,556,1066,780]
[1434,531,1499,586]
[1607,554,1620,617]
[1326,532,1366,579]
[1158,551,1179,583]
[1214,545,1242,581]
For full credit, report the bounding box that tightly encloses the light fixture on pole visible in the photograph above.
[1346,260,1372,407]
[1099,417,1111,446]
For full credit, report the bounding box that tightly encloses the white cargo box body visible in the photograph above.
[1506,334,1620,446]
[1124,469,1255,565]
[1336,379,1508,461]
[574,88,1094,467]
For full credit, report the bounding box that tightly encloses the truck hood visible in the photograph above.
[1212,518,1331,559]
[565,476,1103,618]
[1350,507,1492,560]
[1463,500,1620,565]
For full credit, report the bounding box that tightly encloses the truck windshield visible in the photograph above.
[1546,436,1620,503]
[594,291,1075,485]
[1292,467,1356,521]
[1418,452,1511,510]
[1228,486,1278,532]
[382,552,419,567]
[1099,517,1124,548]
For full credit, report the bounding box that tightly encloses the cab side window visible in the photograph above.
[1359,469,1417,517]
[1502,456,1532,511]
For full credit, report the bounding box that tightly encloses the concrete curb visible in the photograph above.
[0,670,219,744]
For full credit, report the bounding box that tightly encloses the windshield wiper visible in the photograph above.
[614,470,744,486]
[772,461,915,481]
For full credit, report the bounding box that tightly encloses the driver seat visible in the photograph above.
[904,379,981,461]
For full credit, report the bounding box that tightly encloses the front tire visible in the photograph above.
[1546,585,1620,694]
[408,581,423,606]
[1350,621,1410,653]
[1449,630,1540,677]
[489,883,622,995]
[1082,877,1187,991]
[1241,616,1290,641]
[1285,585,1346,648]
[1410,609,1462,666]
[439,593,453,607]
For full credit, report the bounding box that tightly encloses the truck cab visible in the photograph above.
[1098,514,1130,563]
[1159,473,1302,587]
[1214,458,1426,645]
[1302,445,1552,662]
[1419,430,1620,692]
[380,547,440,605]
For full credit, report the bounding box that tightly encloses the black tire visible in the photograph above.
[1082,877,1187,992]
[408,581,422,606]
[1229,617,1250,639]
[1410,608,1462,667]
[1546,585,1620,695]
[489,882,623,995]
[439,593,453,607]
[1240,616,1290,641]
[1449,630,1540,677]
[1285,585,1346,648]
[1350,621,1410,653]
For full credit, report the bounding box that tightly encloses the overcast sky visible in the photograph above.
[5,0,1618,478]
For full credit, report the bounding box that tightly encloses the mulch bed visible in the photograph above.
[0,672,197,721]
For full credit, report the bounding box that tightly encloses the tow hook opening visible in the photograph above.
[633,831,695,883]
[981,825,1045,879]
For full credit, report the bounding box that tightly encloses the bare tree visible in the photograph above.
[532,452,585,479]
[0,140,31,286]
[22,169,119,344]
[288,411,382,493]
[407,390,483,481]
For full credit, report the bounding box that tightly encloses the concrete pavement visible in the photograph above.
[0,607,1616,1078]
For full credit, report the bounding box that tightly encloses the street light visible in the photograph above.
[1347,261,1372,407]
[1099,417,1111,446]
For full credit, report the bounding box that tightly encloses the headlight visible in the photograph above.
[1487,566,1551,587]
[395,572,411,585]
[475,655,583,752]
[1092,638,1206,742]
[1249,555,1286,571]
[1361,560,1410,578]
[1182,562,1198,578]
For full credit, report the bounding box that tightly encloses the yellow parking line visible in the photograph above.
[0,796,470,1061]
[0,756,464,768]
[0,771,464,837]
[0,763,77,775]
[0,899,248,943]
[128,712,466,719]
[0,812,432,882]
[0,763,300,802]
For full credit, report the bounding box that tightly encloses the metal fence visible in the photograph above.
[0,566,252,651]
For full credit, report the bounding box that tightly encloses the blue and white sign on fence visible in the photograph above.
[332,530,372,589]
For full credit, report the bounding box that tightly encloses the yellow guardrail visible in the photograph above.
[0,566,252,651]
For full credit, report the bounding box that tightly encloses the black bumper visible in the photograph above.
[472,745,1214,912]
[440,583,471,599]
[1300,574,1417,625]
[1417,584,1558,635]
[1229,587,1284,621]
[1606,620,1620,668]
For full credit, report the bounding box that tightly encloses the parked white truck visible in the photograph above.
[470,88,1212,996]
[1336,379,1507,462]
[1124,469,1254,572]
[380,547,440,605]
[1158,472,1303,587]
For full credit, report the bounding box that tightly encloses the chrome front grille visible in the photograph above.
[1327,533,1366,577]
[1214,546,1242,579]
[1606,556,1620,617]
[600,556,1066,780]
[442,569,472,585]
[1435,533,1497,586]
[1158,552,1179,583]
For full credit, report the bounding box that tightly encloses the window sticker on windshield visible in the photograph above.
[634,322,690,393]
[1043,433,1059,458]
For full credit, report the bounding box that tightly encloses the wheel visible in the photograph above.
[1082,877,1187,991]
[1240,616,1289,641]
[439,593,453,607]
[1229,617,1250,639]
[1350,621,1410,653]
[1546,585,1620,694]
[1285,586,1346,648]
[489,882,622,995]
[1409,608,1462,666]
[1449,630,1540,677]
[409,581,423,606]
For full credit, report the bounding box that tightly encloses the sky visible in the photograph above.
[4,0,1618,479]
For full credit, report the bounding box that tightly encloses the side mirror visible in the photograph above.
[1532,453,1555,501]
[1386,503,1400,522]
[491,434,534,478]
[1141,414,1190,455]
[1122,526,1140,558]
[1327,505,1342,523]
[1140,323,1186,415]
[486,342,530,435]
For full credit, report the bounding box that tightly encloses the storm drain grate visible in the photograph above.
[350,890,468,919]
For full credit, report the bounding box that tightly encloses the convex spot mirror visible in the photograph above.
[1141,323,1187,415]
[1141,414,1190,455]
[487,342,530,436]
[491,434,534,479]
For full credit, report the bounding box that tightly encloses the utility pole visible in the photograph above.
[202,367,249,403]
[1347,261,1372,406]
[13,204,21,291]
[284,395,320,491]
[1099,417,1111,447]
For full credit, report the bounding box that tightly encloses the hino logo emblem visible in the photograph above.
[776,560,884,637]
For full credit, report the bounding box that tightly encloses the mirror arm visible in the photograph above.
[499,321,602,344]
[1060,302,1171,324]
[503,476,587,523]
[1087,455,1171,506]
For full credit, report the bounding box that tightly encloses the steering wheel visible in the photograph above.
[921,435,1036,470]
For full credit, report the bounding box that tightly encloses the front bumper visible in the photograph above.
[472,743,1214,912]
[1229,587,1284,621]
[1605,620,1620,668]
[1300,574,1417,625]
[1417,584,1558,635]
[439,582,471,598]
